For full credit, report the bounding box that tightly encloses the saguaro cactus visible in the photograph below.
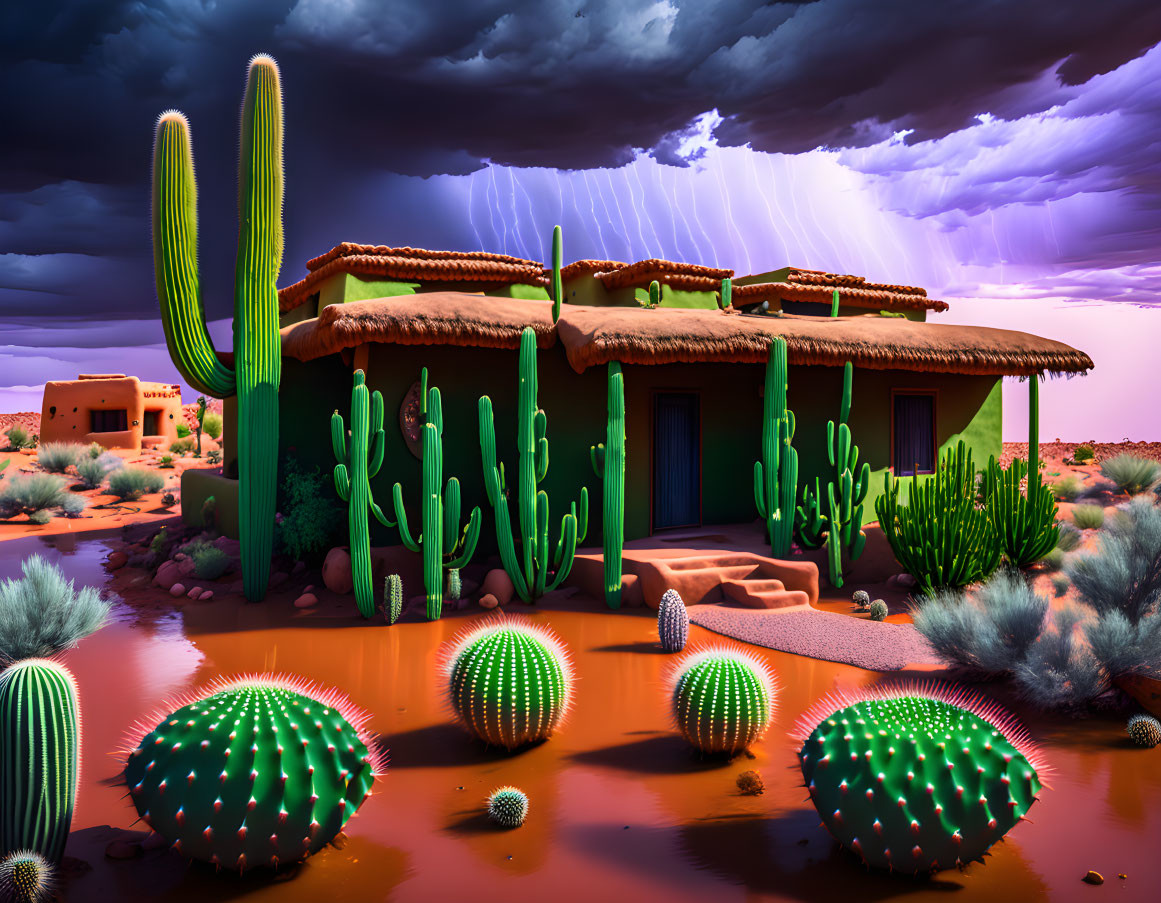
[753,337,798,557]
[332,369,393,618]
[392,372,482,621]
[153,55,283,601]
[0,660,79,864]
[479,328,588,602]
[718,277,732,310]
[590,361,626,608]
[551,225,564,323]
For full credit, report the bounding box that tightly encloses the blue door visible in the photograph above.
[653,392,700,531]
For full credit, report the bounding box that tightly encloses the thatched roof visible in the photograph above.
[279,244,547,312]
[733,267,949,313]
[596,259,733,292]
[559,259,628,281]
[280,292,1092,377]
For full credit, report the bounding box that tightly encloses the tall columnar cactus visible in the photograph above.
[646,279,661,308]
[719,277,732,310]
[0,660,79,864]
[153,55,283,602]
[793,685,1046,872]
[667,646,777,755]
[657,589,688,653]
[122,675,383,872]
[0,851,54,903]
[1028,373,1039,479]
[194,396,207,457]
[332,369,393,618]
[479,328,588,602]
[754,337,798,557]
[550,225,563,323]
[982,456,1060,568]
[590,361,626,608]
[442,618,574,750]
[393,373,481,621]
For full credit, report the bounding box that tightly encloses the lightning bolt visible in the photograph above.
[630,157,666,259]
[605,168,635,260]
[687,162,718,267]
[467,169,484,250]
[582,169,612,260]
[713,148,751,274]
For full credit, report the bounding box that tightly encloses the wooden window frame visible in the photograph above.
[889,388,939,476]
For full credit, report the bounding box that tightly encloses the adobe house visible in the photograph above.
[40,373,184,452]
[184,244,1093,563]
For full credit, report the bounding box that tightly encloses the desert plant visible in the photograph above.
[983,456,1059,568]
[1013,604,1105,709]
[1073,443,1095,463]
[1051,574,1070,597]
[1099,454,1161,495]
[1072,504,1105,530]
[1050,476,1082,501]
[123,674,382,870]
[175,422,191,438]
[1127,714,1161,748]
[181,541,230,580]
[479,327,588,603]
[589,360,626,608]
[0,474,69,521]
[158,454,174,469]
[206,447,222,465]
[35,443,83,474]
[0,850,55,903]
[202,411,223,441]
[793,685,1045,872]
[550,224,563,322]
[668,646,777,755]
[487,787,529,828]
[443,618,574,749]
[4,428,34,451]
[201,495,217,532]
[446,568,461,602]
[168,437,195,455]
[876,440,1001,595]
[735,770,764,795]
[1055,522,1082,551]
[1040,547,1064,570]
[0,660,80,864]
[59,494,84,519]
[106,467,164,501]
[911,569,1049,675]
[657,589,688,653]
[753,337,798,558]
[0,460,7,482]
[191,396,206,455]
[160,491,177,508]
[153,57,283,602]
[0,556,112,664]
[75,451,122,489]
[276,457,341,564]
[851,589,870,611]
[868,599,888,621]
[86,442,104,459]
[1067,496,1161,625]
[383,574,402,625]
[150,527,170,560]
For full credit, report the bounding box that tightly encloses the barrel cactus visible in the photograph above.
[658,589,688,652]
[487,786,529,828]
[1127,713,1161,748]
[382,574,403,625]
[793,684,1047,873]
[852,590,871,611]
[667,646,777,755]
[122,674,384,871]
[869,599,888,621]
[442,617,574,750]
[0,851,54,903]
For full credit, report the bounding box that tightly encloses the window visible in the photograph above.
[892,392,935,475]
[91,409,128,433]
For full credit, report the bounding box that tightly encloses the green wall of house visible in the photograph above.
[561,274,719,309]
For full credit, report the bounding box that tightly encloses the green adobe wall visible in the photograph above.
[561,275,719,309]
[484,283,550,300]
[320,272,420,313]
[733,267,793,286]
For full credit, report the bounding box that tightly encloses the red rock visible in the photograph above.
[480,569,514,605]
[621,573,644,608]
[322,547,353,595]
[104,840,142,860]
[154,559,182,591]
[294,593,319,609]
[198,590,214,601]
[105,551,128,571]
[170,582,186,597]
[186,586,201,599]
[479,593,499,609]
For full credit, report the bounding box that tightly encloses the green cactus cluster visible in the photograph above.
[487,786,529,828]
[0,660,79,865]
[754,337,798,557]
[383,574,403,625]
[590,361,626,608]
[0,851,54,903]
[443,618,574,750]
[153,55,283,602]
[982,457,1060,568]
[479,328,588,603]
[123,675,381,871]
[668,646,777,755]
[657,589,688,653]
[794,686,1045,873]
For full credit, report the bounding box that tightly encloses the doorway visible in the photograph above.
[142,410,161,436]
[652,392,701,531]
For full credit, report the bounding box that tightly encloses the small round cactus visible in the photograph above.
[487,786,529,828]
[793,683,1047,873]
[736,770,765,795]
[446,568,462,602]
[122,674,384,872]
[851,590,871,611]
[442,616,574,750]
[0,851,54,903]
[668,645,777,755]
[658,588,688,652]
[868,599,888,621]
[383,574,403,625]
[1127,713,1161,748]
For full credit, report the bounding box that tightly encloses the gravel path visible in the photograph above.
[688,604,942,671]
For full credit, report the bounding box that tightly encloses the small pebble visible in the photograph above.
[479,593,499,609]
[169,583,186,597]
[1083,870,1104,885]
[186,586,201,599]
[199,590,214,601]
[294,593,319,609]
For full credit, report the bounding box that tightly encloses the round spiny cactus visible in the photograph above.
[122,674,385,872]
[869,599,888,621]
[851,590,871,611]
[442,616,574,750]
[487,786,528,828]
[792,683,1047,873]
[1127,713,1161,748]
[668,645,777,755]
[0,851,54,903]
[658,588,688,653]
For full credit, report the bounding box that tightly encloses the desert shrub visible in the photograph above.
[1073,443,1095,463]
[202,412,223,440]
[158,455,175,468]
[36,442,84,473]
[1040,548,1064,571]
[175,422,191,438]
[1072,504,1105,530]
[1056,522,1082,552]
[106,467,165,501]
[912,569,1049,675]
[868,599,888,621]
[4,426,35,450]
[0,473,69,519]
[1050,476,1082,501]
[275,457,343,563]
[1051,574,1070,597]
[76,451,123,489]
[1099,454,1161,495]
[206,447,222,465]
[1067,497,1161,625]
[169,437,196,455]
[0,555,112,663]
[60,493,85,518]
[86,442,105,459]
[28,510,51,525]
[181,540,231,580]
[1014,605,1105,710]
[983,457,1059,568]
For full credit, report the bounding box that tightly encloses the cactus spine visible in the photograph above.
[123,675,382,871]
[0,851,54,903]
[443,618,574,749]
[153,55,283,602]
[590,361,625,608]
[383,574,402,625]
[657,589,688,653]
[393,372,481,620]
[551,225,563,323]
[753,337,798,557]
[0,661,79,864]
[479,328,588,602]
[668,646,777,755]
[794,685,1045,872]
[487,787,529,828]
[331,369,393,618]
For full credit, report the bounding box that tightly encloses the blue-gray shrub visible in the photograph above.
[1066,496,1161,624]
[0,555,113,663]
[1099,454,1161,495]
[1014,605,1105,710]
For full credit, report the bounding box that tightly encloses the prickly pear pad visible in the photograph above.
[122,674,384,871]
[793,684,1045,873]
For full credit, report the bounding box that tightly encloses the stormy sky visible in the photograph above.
[2,1,1159,439]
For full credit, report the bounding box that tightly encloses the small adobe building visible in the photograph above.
[40,373,184,452]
